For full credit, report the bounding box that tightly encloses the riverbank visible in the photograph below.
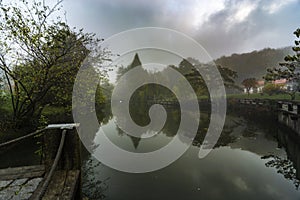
[227,93,300,100]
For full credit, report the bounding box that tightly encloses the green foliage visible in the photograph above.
[264,28,300,100]
[116,54,177,102]
[99,81,114,101]
[227,93,300,100]
[175,58,208,97]
[0,0,110,126]
[95,85,107,106]
[116,53,142,81]
[72,65,109,118]
[262,83,284,96]
[175,58,238,97]
[116,54,237,101]
[38,114,48,128]
[218,65,238,88]
[242,78,257,95]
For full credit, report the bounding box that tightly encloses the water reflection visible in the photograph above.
[82,150,109,199]
[82,105,300,200]
[262,155,300,189]
[263,126,300,190]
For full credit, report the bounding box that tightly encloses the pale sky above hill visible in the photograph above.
[62,0,300,59]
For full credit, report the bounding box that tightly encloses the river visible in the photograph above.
[81,106,300,200]
[1,106,300,199]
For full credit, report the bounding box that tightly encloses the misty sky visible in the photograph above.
[62,0,300,59]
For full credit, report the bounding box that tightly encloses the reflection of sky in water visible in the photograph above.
[94,117,173,153]
[85,113,300,200]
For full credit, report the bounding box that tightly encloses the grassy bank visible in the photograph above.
[227,93,300,101]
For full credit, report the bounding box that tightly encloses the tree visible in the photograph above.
[116,53,142,81]
[262,83,284,96]
[264,28,300,100]
[116,53,152,102]
[0,75,5,103]
[0,0,110,125]
[176,58,238,97]
[116,56,238,102]
[242,78,257,95]
[176,59,208,97]
[218,65,238,88]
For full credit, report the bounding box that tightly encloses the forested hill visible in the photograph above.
[214,47,292,83]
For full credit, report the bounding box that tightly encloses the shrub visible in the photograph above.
[263,83,284,96]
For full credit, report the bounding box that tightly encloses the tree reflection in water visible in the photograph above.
[262,155,300,189]
[82,156,110,199]
[235,107,300,190]
[260,125,300,190]
[82,105,113,200]
[82,102,300,199]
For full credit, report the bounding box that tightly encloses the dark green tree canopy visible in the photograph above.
[242,78,257,95]
[116,55,237,101]
[0,0,110,125]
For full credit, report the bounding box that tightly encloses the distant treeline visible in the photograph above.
[215,47,292,83]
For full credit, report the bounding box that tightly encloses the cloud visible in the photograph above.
[229,1,258,24]
[191,0,226,28]
[262,0,297,14]
[62,0,300,58]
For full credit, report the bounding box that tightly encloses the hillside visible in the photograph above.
[214,47,292,84]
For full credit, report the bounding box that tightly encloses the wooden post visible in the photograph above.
[62,127,82,200]
[42,124,82,199]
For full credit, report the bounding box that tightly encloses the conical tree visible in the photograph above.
[130,53,142,69]
[116,53,142,80]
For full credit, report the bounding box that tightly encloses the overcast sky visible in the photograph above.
[62,0,300,59]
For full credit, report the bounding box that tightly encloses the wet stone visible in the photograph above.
[22,177,42,191]
[0,185,20,199]
[11,189,32,200]
[0,177,42,200]
[0,180,13,189]
[10,178,28,186]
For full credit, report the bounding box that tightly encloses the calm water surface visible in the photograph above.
[82,107,300,200]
